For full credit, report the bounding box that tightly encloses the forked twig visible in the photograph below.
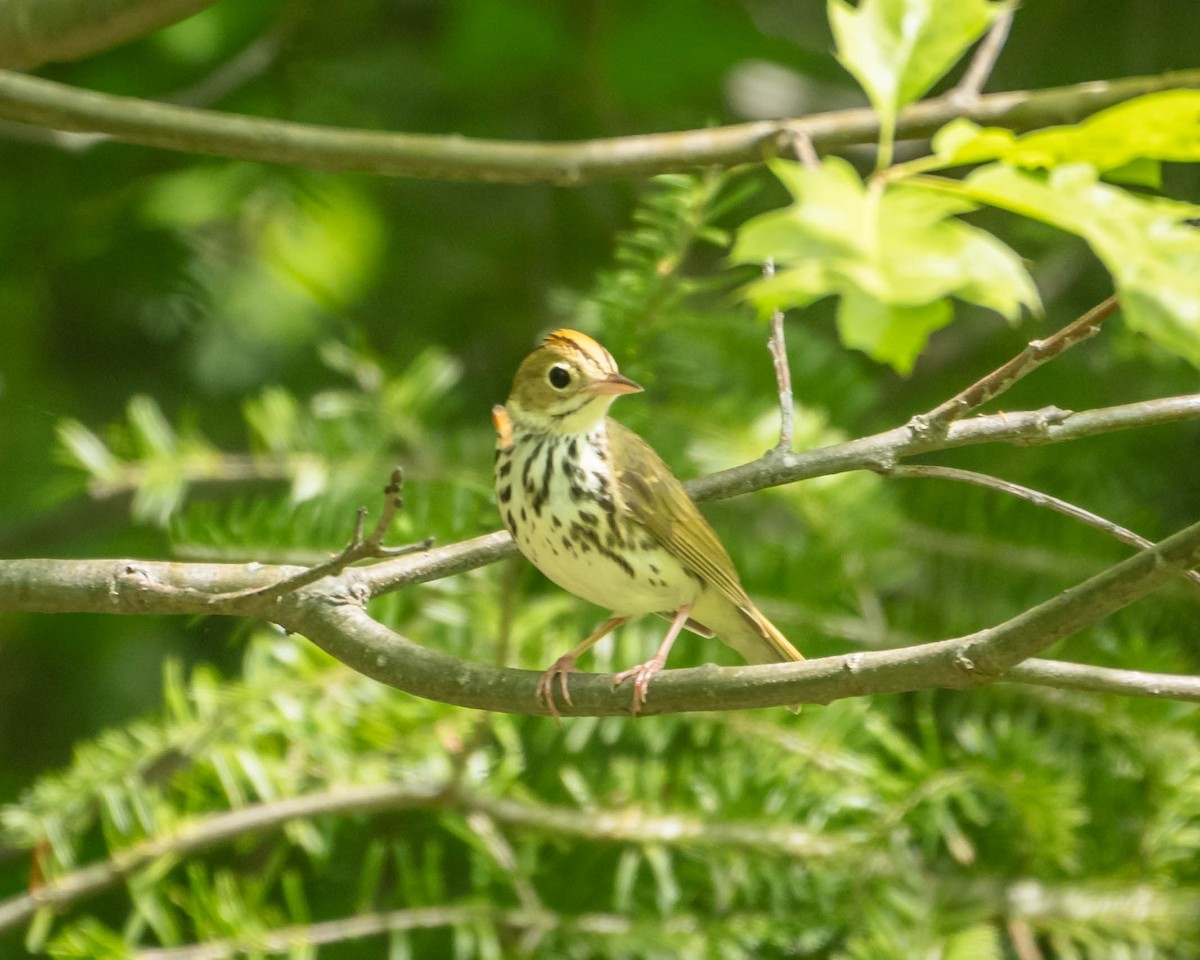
[908,295,1119,438]
[886,463,1200,593]
[210,468,433,605]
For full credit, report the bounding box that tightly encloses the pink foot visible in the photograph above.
[536,655,579,720]
[612,655,666,716]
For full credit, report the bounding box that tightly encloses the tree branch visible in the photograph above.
[1002,659,1200,702]
[3,394,1198,613]
[886,463,1200,591]
[278,515,1200,716]
[0,68,1197,183]
[687,393,1200,504]
[131,906,806,960]
[0,783,441,933]
[2,394,1198,717]
[358,394,1200,597]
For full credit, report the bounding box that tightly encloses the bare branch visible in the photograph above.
[0,68,1196,183]
[281,516,1200,716]
[366,395,1200,596]
[1003,659,1200,702]
[686,393,1200,504]
[908,295,1120,437]
[164,33,284,109]
[886,463,1200,592]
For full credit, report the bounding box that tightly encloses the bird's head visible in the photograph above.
[506,329,642,433]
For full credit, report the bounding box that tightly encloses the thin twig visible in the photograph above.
[950,10,1016,105]
[763,258,795,454]
[786,127,821,169]
[885,463,1200,593]
[908,295,1120,438]
[1003,659,1200,702]
[164,34,284,109]
[208,467,433,605]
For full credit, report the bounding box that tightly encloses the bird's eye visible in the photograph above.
[548,365,571,389]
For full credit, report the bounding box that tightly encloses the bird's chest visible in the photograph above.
[494,429,695,614]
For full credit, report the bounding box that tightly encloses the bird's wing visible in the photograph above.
[607,419,802,664]
[607,419,753,608]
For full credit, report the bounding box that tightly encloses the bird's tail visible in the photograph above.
[694,595,804,710]
[741,605,804,715]
[744,606,804,664]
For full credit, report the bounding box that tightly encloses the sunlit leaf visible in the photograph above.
[830,0,1002,157]
[962,162,1200,366]
[934,90,1200,173]
[734,158,1038,371]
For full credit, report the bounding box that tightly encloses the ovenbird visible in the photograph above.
[494,329,803,717]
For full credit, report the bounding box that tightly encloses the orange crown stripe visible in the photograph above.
[542,329,616,369]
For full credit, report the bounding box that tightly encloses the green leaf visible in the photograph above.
[733,158,1038,372]
[837,290,953,374]
[830,0,1002,160]
[962,163,1200,367]
[933,90,1200,174]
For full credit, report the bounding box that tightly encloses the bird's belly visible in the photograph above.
[527,522,696,615]
[496,438,698,616]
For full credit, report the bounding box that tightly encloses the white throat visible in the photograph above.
[509,395,615,436]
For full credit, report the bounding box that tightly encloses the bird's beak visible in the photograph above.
[587,373,643,396]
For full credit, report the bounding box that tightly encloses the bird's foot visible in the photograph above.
[612,655,666,717]
[536,655,579,721]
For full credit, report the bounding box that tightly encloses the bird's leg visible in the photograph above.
[612,603,692,716]
[537,616,628,719]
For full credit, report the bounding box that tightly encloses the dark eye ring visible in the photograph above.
[548,365,571,389]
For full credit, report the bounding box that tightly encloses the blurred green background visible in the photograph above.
[1,1,1199,957]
